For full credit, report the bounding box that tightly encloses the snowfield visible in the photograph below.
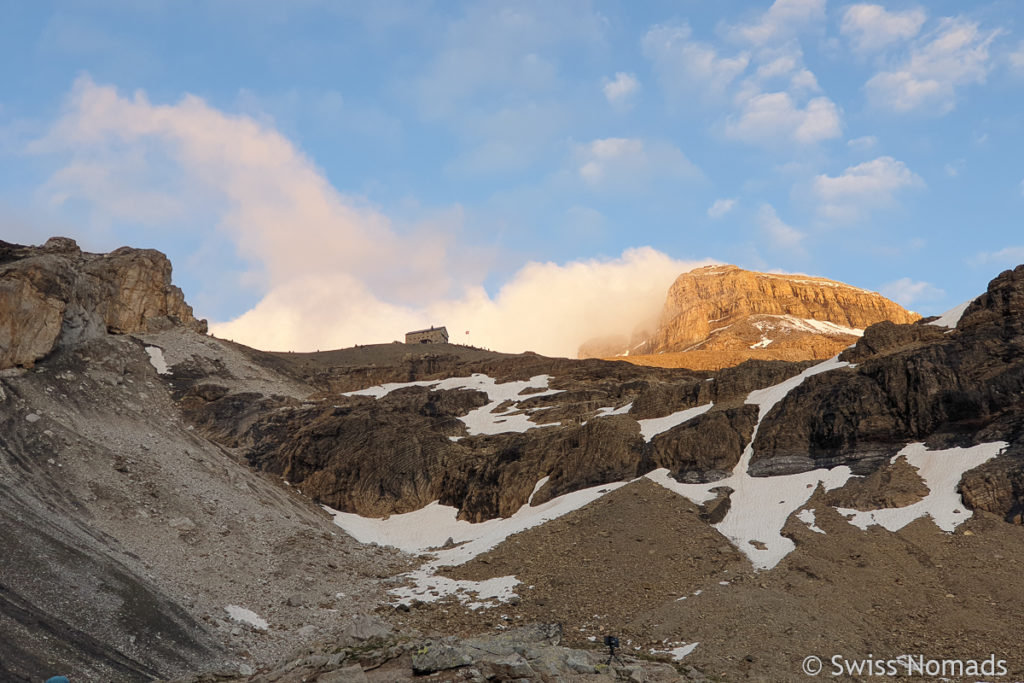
[928,299,974,329]
[328,479,627,607]
[145,346,170,374]
[836,441,1005,532]
[345,373,563,436]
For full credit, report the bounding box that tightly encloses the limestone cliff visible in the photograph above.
[0,237,206,369]
[581,264,919,370]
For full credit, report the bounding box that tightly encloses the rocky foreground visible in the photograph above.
[2,238,1024,681]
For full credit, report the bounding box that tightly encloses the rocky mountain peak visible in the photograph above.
[959,263,1024,336]
[0,237,207,369]
[581,264,919,370]
[653,265,918,351]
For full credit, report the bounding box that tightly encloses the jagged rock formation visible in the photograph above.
[750,265,1024,484]
[580,264,919,370]
[0,237,206,370]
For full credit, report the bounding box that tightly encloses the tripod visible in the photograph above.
[604,635,625,666]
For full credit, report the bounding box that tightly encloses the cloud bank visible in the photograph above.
[34,77,713,357]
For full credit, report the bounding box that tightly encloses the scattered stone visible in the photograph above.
[340,614,392,644]
[169,517,197,533]
[316,664,368,682]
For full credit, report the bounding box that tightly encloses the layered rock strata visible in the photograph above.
[0,237,206,369]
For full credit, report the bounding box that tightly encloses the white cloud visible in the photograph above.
[846,135,878,150]
[218,247,716,357]
[708,198,737,218]
[33,76,460,307]
[642,14,839,150]
[758,204,805,251]
[970,246,1024,267]
[788,68,821,94]
[603,72,640,107]
[841,4,926,53]
[725,92,842,145]
[731,0,826,46]
[813,156,924,221]
[641,22,750,100]
[755,54,799,80]
[865,17,1002,113]
[1010,42,1024,71]
[32,77,716,358]
[880,277,944,308]
[575,137,700,188]
[428,248,718,357]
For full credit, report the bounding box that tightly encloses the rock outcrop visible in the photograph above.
[0,237,206,369]
[581,265,919,370]
[750,265,1024,478]
[648,405,759,483]
[197,358,805,522]
[171,623,695,682]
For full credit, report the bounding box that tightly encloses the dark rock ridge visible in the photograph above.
[0,237,206,370]
[648,405,760,483]
[750,266,1024,509]
[823,455,930,510]
[189,264,1024,523]
[206,362,794,522]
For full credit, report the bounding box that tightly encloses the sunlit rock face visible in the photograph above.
[580,264,919,370]
[0,237,206,369]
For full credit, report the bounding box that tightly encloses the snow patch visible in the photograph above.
[671,643,699,660]
[647,356,856,570]
[591,402,634,419]
[837,441,1006,532]
[528,476,550,504]
[329,479,623,561]
[328,478,627,607]
[389,573,520,610]
[750,337,773,349]
[751,315,863,337]
[224,605,268,630]
[638,403,713,442]
[796,509,825,534]
[145,346,169,375]
[651,643,699,661]
[928,300,973,329]
[346,374,563,436]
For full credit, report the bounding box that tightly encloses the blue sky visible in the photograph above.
[2,0,1023,355]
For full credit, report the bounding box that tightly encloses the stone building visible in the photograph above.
[405,326,449,344]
